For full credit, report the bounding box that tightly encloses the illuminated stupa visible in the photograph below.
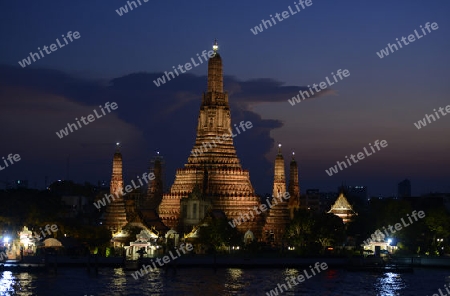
[263,144,291,245]
[288,152,300,219]
[103,143,128,231]
[158,40,263,237]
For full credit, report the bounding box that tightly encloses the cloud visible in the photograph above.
[0,65,295,193]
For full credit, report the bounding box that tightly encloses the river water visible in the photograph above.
[0,267,448,296]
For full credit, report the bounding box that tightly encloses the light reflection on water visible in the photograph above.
[374,272,406,296]
[0,267,447,296]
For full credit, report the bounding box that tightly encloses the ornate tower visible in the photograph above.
[103,143,128,231]
[288,152,300,219]
[263,144,290,245]
[272,144,286,198]
[158,40,263,237]
[144,152,164,211]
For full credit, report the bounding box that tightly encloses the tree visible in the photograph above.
[198,217,241,252]
[313,213,345,248]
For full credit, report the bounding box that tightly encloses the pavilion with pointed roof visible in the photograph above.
[328,192,357,224]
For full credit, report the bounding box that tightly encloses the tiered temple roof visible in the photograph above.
[158,41,263,237]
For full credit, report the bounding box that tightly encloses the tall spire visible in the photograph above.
[288,152,300,219]
[264,143,290,246]
[103,144,128,231]
[273,144,286,198]
[207,39,223,93]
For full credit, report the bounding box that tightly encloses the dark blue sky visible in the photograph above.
[1,0,449,196]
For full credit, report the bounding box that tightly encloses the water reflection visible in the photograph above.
[225,268,245,293]
[0,271,35,296]
[0,267,446,295]
[0,271,15,295]
[374,272,406,296]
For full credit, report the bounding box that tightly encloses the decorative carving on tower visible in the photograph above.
[103,143,128,231]
[158,40,263,237]
[264,144,290,245]
[288,152,300,219]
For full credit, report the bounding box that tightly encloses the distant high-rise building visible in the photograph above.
[319,191,339,213]
[338,184,368,209]
[398,179,411,198]
[14,180,28,189]
[301,189,321,212]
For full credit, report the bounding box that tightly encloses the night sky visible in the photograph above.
[1,0,449,197]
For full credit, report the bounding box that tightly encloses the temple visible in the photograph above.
[158,40,264,238]
[102,41,302,246]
